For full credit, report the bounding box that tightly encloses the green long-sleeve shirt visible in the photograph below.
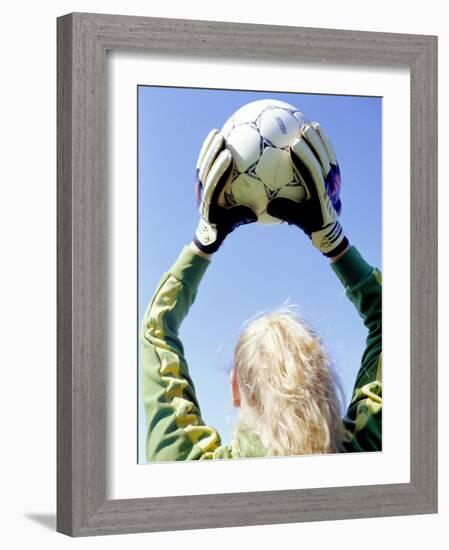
[141,245,382,461]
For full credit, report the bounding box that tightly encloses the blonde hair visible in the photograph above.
[233,307,347,457]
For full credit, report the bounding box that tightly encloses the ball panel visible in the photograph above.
[217,179,236,208]
[255,147,293,190]
[275,181,307,202]
[257,211,283,225]
[258,99,298,112]
[226,124,262,172]
[231,174,267,216]
[232,99,296,125]
[293,110,306,127]
[232,100,270,125]
[258,108,300,149]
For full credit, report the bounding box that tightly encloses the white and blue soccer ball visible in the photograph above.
[219,99,307,224]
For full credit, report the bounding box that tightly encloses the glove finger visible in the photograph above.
[312,122,338,166]
[226,204,258,229]
[196,129,219,171]
[290,136,327,200]
[200,149,232,220]
[198,131,225,184]
[195,130,219,205]
[266,197,301,222]
[301,123,331,175]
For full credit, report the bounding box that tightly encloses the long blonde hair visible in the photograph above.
[233,307,347,457]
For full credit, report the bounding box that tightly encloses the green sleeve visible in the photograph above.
[331,246,382,452]
[141,246,231,461]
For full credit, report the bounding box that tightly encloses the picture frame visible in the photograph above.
[57,12,438,537]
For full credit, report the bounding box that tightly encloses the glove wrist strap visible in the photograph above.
[194,218,222,254]
[311,222,348,257]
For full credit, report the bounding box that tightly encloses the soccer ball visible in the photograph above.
[219,99,307,224]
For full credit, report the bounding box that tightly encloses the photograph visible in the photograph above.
[138,86,382,463]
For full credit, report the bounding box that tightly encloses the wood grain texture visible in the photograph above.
[57,12,438,537]
[409,35,438,509]
[57,13,74,536]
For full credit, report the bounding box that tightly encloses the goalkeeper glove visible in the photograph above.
[267,122,348,258]
[193,129,257,254]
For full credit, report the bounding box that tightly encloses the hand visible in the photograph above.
[193,129,257,254]
[267,122,348,258]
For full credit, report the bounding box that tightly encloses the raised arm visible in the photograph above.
[267,121,382,452]
[141,244,222,461]
[331,246,382,452]
[141,130,257,461]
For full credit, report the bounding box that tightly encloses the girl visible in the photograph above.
[141,124,382,460]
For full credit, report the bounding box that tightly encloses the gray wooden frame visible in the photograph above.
[57,12,438,537]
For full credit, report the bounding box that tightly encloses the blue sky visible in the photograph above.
[138,86,382,463]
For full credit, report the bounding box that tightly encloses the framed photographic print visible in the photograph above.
[57,12,437,536]
[136,85,382,468]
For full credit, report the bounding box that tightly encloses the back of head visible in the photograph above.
[233,307,346,456]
